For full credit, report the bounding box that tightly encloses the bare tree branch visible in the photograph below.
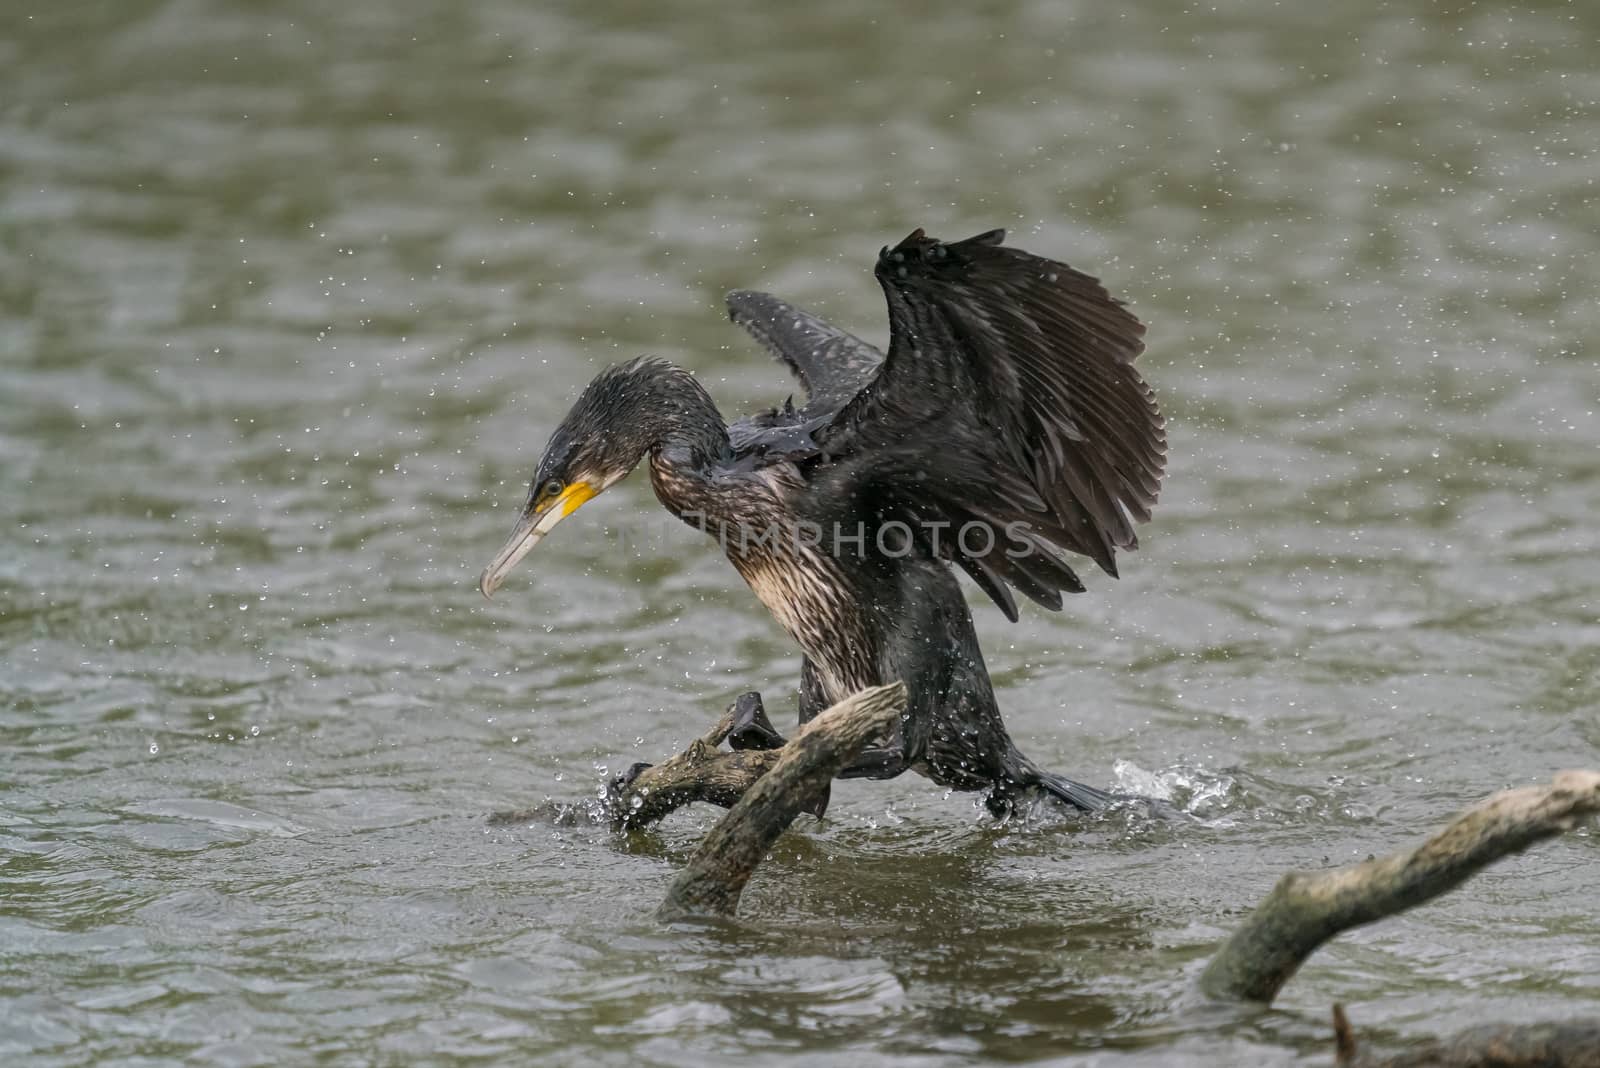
[494,707,1600,1063]
[657,682,908,921]
[598,701,792,830]
[488,699,801,831]
[1198,769,1600,1004]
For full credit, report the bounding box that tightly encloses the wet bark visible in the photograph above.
[656,682,907,921]
[492,707,1599,1063]
[488,698,793,831]
[1191,771,1600,1066]
[1197,769,1600,1004]
[596,705,790,831]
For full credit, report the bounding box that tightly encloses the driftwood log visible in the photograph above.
[633,750,1600,1062]
[489,684,902,850]
[1198,769,1600,1003]
[492,698,1598,1064]
[489,694,829,831]
[1193,770,1600,1066]
[657,682,906,920]
[596,699,791,831]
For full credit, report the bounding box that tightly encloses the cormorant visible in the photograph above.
[480,228,1165,814]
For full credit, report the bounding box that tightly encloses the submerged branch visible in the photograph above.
[491,699,1599,1061]
[598,702,790,830]
[489,698,794,830]
[1198,769,1600,1004]
[658,682,908,921]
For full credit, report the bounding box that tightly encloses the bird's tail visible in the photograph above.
[1030,769,1115,812]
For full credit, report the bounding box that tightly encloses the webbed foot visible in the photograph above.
[608,761,654,796]
[726,691,788,751]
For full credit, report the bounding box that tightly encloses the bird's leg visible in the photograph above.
[796,659,907,779]
[726,691,789,751]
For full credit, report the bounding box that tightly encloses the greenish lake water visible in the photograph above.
[3,2,1597,1064]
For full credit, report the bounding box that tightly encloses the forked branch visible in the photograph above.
[658,682,907,920]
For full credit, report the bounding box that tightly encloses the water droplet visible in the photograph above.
[148,743,159,755]
[249,725,260,737]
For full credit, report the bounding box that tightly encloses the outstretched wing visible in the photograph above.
[816,228,1165,620]
[726,290,883,410]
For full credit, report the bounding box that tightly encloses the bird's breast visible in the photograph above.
[732,548,877,702]
[647,451,879,700]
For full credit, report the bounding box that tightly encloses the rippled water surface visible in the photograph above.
[4,2,1598,1064]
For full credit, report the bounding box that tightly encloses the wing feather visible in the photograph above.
[725,290,882,409]
[816,228,1166,615]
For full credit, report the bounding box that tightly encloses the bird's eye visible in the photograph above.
[540,478,566,501]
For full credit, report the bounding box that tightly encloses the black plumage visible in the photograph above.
[480,228,1165,813]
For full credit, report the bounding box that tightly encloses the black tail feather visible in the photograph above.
[1032,770,1115,812]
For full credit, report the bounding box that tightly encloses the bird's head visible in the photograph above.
[478,358,673,598]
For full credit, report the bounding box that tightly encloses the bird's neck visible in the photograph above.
[641,369,729,464]
[640,369,731,535]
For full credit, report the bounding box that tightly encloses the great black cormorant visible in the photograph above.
[480,228,1165,814]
